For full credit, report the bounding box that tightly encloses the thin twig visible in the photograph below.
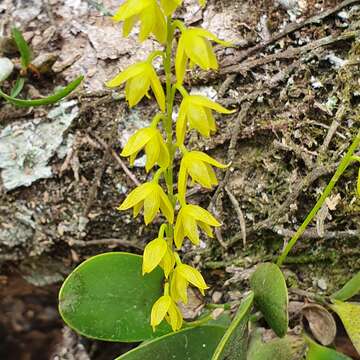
[225,187,247,247]
[94,135,141,187]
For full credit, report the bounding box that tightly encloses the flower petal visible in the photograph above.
[183,215,200,245]
[157,136,170,168]
[106,62,146,88]
[187,103,210,137]
[184,32,212,70]
[123,15,137,37]
[190,95,235,114]
[145,135,160,172]
[191,151,228,168]
[186,204,221,227]
[118,183,153,211]
[113,0,152,21]
[159,245,175,278]
[186,157,213,188]
[152,2,167,43]
[142,237,167,274]
[149,67,166,112]
[175,36,187,84]
[160,0,182,16]
[151,295,171,331]
[177,160,188,204]
[188,27,232,47]
[177,264,209,294]
[121,128,155,157]
[167,302,183,331]
[176,99,188,145]
[125,73,151,107]
[143,186,160,224]
[174,211,185,249]
[170,270,188,303]
[159,189,174,224]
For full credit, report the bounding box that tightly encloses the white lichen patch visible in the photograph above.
[0,100,79,191]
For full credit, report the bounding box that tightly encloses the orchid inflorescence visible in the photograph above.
[107,0,234,332]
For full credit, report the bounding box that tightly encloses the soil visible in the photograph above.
[0,0,359,359]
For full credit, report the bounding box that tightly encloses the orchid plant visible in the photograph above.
[106,0,233,331]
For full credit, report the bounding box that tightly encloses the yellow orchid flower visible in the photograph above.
[118,182,174,225]
[178,151,227,201]
[175,27,231,84]
[113,0,167,43]
[106,62,165,111]
[151,294,183,331]
[170,263,208,303]
[174,204,220,248]
[176,95,234,144]
[121,127,170,172]
[160,0,206,16]
[357,167,360,197]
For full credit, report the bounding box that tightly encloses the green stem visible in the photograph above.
[163,16,176,239]
[277,129,360,267]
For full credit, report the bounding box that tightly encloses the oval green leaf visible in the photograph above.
[305,335,352,360]
[330,300,360,355]
[211,292,254,360]
[116,325,226,360]
[0,76,83,107]
[332,272,360,301]
[250,263,288,337]
[12,28,32,69]
[248,330,303,360]
[59,252,170,342]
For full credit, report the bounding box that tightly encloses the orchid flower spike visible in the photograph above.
[174,204,220,248]
[114,0,167,43]
[118,182,174,225]
[176,27,231,84]
[176,94,235,144]
[106,62,165,111]
[121,127,170,172]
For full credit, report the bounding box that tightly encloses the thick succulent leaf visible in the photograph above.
[330,300,360,355]
[305,336,352,360]
[0,76,83,107]
[59,252,170,342]
[115,325,226,359]
[248,330,304,360]
[250,263,288,337]
[332,272,360,301]
[211,292,254,360]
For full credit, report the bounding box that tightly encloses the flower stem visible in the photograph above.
[163,16,176,239]
[277,129,360,267]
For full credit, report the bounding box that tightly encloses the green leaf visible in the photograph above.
[11,28,32,69]
[248,330,303,360]
[305,335,352,360]
[59,252,171,342]
[0,76,83,107]
[115,325,226,360]
[250,263,288,337]
[332,272,360,301]
[10,77,25,97]
[330,300,360,355]
[211,292,254,360]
